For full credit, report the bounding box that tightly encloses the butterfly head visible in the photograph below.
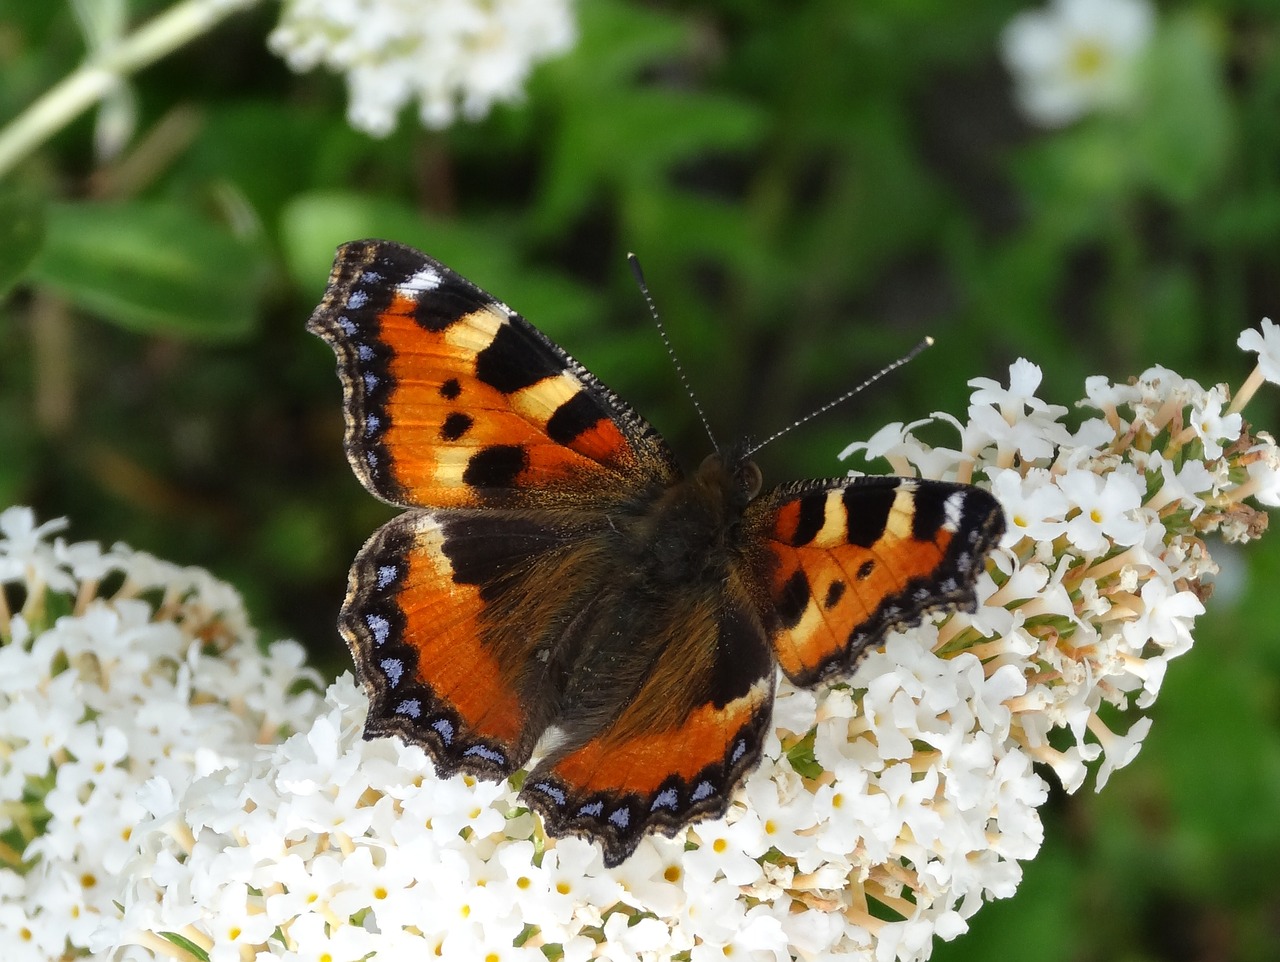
[696,444,763,509]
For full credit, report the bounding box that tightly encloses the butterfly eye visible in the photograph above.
[738,460,763,500]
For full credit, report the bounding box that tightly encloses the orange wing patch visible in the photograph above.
[543,680,771,798]
[520,583,778,868]
[374,301,632,504]
[387,514,527,744]
[523,675,774,868]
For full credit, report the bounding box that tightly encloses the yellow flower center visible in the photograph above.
[1069,40,1107,78]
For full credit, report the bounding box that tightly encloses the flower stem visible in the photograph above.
[0,0,258,180]
[1229,365,1265,416]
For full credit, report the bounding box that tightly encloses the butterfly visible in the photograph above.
[308,240,1006,868]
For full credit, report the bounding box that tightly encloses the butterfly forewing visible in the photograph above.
[747,476,1006,686]
[307,240,679,510]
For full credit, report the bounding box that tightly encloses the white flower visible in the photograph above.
[840,419,937,477]
[1189,386,1243,459]
[1001,0,1155,126]
[0,507,75,593]
[1121,577,1204,663]
[1144,451,1215,517]
[989,466,1070,545]
[684,814,768,888]
[969,359,1063,419]
[1244,444,1280,508]
[1082,374,1142,420]
[1058,465,1148,552]
[208,882,276,962]
[962,362,1073,465]
[269,0,577,135]
[1233,319,1280,414]
[0,513,321,959]
[1238,318,1280,384]
[1090,716,1153,790]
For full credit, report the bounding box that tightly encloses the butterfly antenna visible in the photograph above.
[628,253,719,450]
[743,336,935,459]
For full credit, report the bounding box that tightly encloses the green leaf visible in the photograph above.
[0,188,44,298]
[29,201,269,340]
[785,729,821,779]
[530,0,765,241]
[256,500,338,582]
[158,931,211,962]
[278,192,428,292]
[0,386,37,509]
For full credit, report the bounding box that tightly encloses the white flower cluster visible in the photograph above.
[0,509,322,961]
[6,321,1278,962]
[268,0,576,135]
[1001,0,1155,127]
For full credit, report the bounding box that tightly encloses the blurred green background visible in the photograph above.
[2,1,1279,959]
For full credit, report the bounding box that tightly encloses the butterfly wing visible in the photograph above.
[342,507,617,778]
[308,241,682,779]
[746,476,1006,687]
[520,569,776,868]
[307,240,679,510]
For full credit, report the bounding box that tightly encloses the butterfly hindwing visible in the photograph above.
[747,476,1005,687]
[306,240,678,510]
[344,506,621,779]
[521,570,776,867]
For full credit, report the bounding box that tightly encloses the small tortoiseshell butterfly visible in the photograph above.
[309,240,1005,867]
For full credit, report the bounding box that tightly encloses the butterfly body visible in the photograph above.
[309,240,1005,866]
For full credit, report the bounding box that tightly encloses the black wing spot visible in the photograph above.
[824,579,846,609]
[440,412,474,442]
[463,444,528,488]
[440,513,565,587]
[843,483,896,548]
[775,570,810,629]
[789,494,826,547]
[475,322,562,394]
[857,559,876,581]
[412,278,482,332]
[439,377,462,400]
[911,486,950,542]
[546,390,605,446]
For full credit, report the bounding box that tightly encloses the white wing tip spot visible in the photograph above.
[398,266,443,297]
[943,490,967,532]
